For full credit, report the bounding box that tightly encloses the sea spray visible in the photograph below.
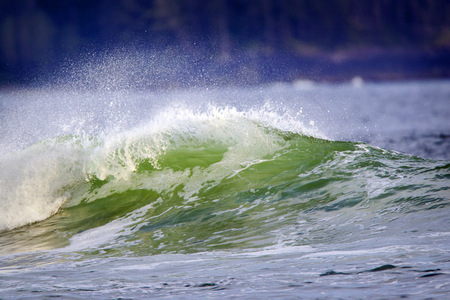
[0,137,87,231]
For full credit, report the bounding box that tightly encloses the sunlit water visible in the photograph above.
[0,80,449,299]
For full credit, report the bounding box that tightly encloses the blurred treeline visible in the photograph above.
[1,0,449,86]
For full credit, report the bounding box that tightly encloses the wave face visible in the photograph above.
[0,106,448,255]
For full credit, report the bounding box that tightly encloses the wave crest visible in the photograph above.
[0,105,448,257]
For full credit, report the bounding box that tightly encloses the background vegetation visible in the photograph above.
[1,0,449,86]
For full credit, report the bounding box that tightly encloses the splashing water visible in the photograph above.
[0,56,449,298]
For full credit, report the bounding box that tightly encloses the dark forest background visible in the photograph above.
[1,0,449,87]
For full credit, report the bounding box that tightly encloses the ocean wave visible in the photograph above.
[0,106,448,255]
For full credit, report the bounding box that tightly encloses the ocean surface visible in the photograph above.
[0,79,449,299]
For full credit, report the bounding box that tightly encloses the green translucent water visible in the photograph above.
[2,127,447,258]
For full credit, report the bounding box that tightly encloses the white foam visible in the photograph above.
[232,244,315,258]
[301,245,429,258]
[62,203,155,252]
[0,142,86,231]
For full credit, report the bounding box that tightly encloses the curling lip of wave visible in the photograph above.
[0,106,319,231]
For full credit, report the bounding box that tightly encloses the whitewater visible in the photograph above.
[0,77,449,298]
